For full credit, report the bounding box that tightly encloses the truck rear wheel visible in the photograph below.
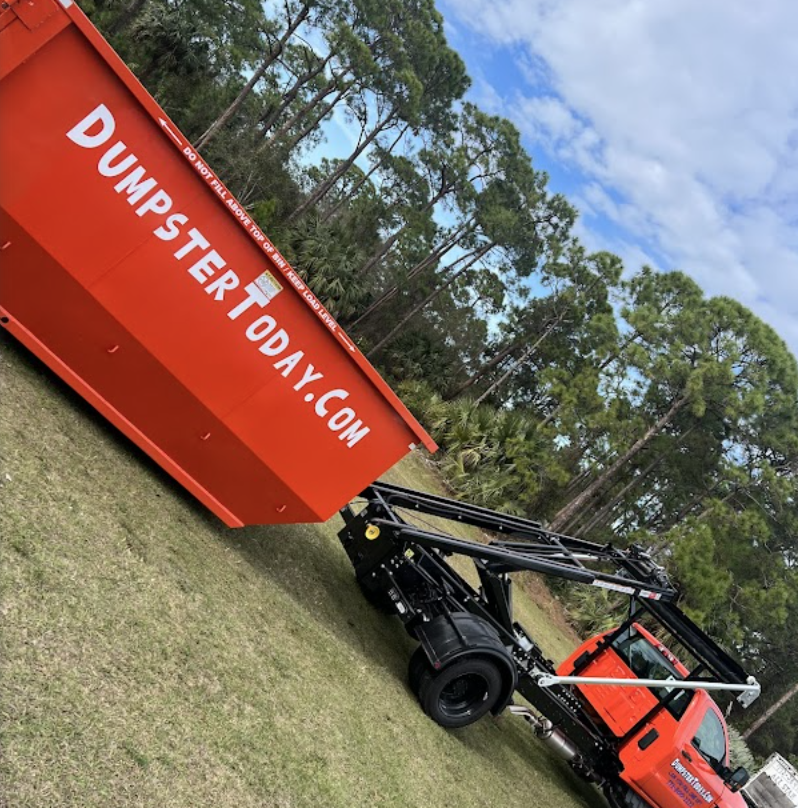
[417,656,503,728]
[603,783,654,808]
[408,646,431,695]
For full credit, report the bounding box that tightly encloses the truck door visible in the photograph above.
[634,702,728,808]
[575,626,690,737]
[578,641,656,735]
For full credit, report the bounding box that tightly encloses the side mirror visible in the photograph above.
[727,766,749,792]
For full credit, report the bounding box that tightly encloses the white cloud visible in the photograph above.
[517,96,580,141]
[471,72,507,116]
[442,0,798,358]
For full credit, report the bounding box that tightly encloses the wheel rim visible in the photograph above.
[438,673,489,718]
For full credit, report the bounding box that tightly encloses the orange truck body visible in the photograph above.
[559,625,746,808]
[0,0,436,527]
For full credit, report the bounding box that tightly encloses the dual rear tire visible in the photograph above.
[355,580,508,729]
[408,647,504,729]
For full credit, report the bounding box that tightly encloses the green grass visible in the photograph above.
[0,333,604,808]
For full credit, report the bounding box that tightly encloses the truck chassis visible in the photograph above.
[339,482,758,795]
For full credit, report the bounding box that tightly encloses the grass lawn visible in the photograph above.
[0,332,605,808]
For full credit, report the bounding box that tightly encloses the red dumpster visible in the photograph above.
[0,0,436,527]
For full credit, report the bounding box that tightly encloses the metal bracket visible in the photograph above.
[8,0,58,31]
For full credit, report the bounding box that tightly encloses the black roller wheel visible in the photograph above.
[418,656,503,728]
[408,645,432,696]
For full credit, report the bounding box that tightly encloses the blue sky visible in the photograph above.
[436,0,798,360]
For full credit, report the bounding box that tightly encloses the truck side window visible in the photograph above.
[612,631,693,719]
[692,708,726,767]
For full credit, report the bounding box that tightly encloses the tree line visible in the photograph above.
[84,0,798,764]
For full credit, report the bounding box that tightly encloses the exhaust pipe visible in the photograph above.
[508,705,580,762]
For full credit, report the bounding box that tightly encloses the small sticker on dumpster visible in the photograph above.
[254,271,283,301]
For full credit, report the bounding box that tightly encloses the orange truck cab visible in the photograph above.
[559,623,748,808]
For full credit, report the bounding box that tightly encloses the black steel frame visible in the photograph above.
[338,481,756,772]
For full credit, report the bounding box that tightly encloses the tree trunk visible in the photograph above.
[662,491,706,528]
[195,2,310,150]
[447,339,523,400]
[260,72,344,147]
[356,183,452,278]
[349,215,477,329]
[548,395,689,532]
[286,107,398,222]
[742,681,798,739]
[597,328,644,373]
[259,53,333,134]
[559,439,625,501]
[614,491,660,535]
[695,488,738,522]
[536,402,560,430]
[319,124,409,224]
[597,294,684,374]
[472,332,548,408]
[473,304,573,407]
[562,305,682,445]
[576,455,662,536]
[563,466,595,499]
[366,244,494,357]
[275,84,351,155]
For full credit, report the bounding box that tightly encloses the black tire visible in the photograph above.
[418,656,503,728]
[604,783,653,808]
[408,645,432,696]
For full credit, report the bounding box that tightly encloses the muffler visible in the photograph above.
[508,705,581,762]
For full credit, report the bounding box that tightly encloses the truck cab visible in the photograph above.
[559,623,747,808]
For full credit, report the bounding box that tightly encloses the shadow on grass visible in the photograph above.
[0,330,223,530]
[3,330,611,808]
[230,520,417,683]
[450,716,607,808]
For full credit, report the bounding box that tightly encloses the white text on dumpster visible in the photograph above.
[66,104,370,448]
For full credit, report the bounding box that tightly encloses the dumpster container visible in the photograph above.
[0,0,437,527]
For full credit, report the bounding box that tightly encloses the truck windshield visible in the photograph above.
[613,630,693,718]
[693,708,727,766]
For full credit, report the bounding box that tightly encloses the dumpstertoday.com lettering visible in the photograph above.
[66,104,370,449]
[670,759,713,803]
